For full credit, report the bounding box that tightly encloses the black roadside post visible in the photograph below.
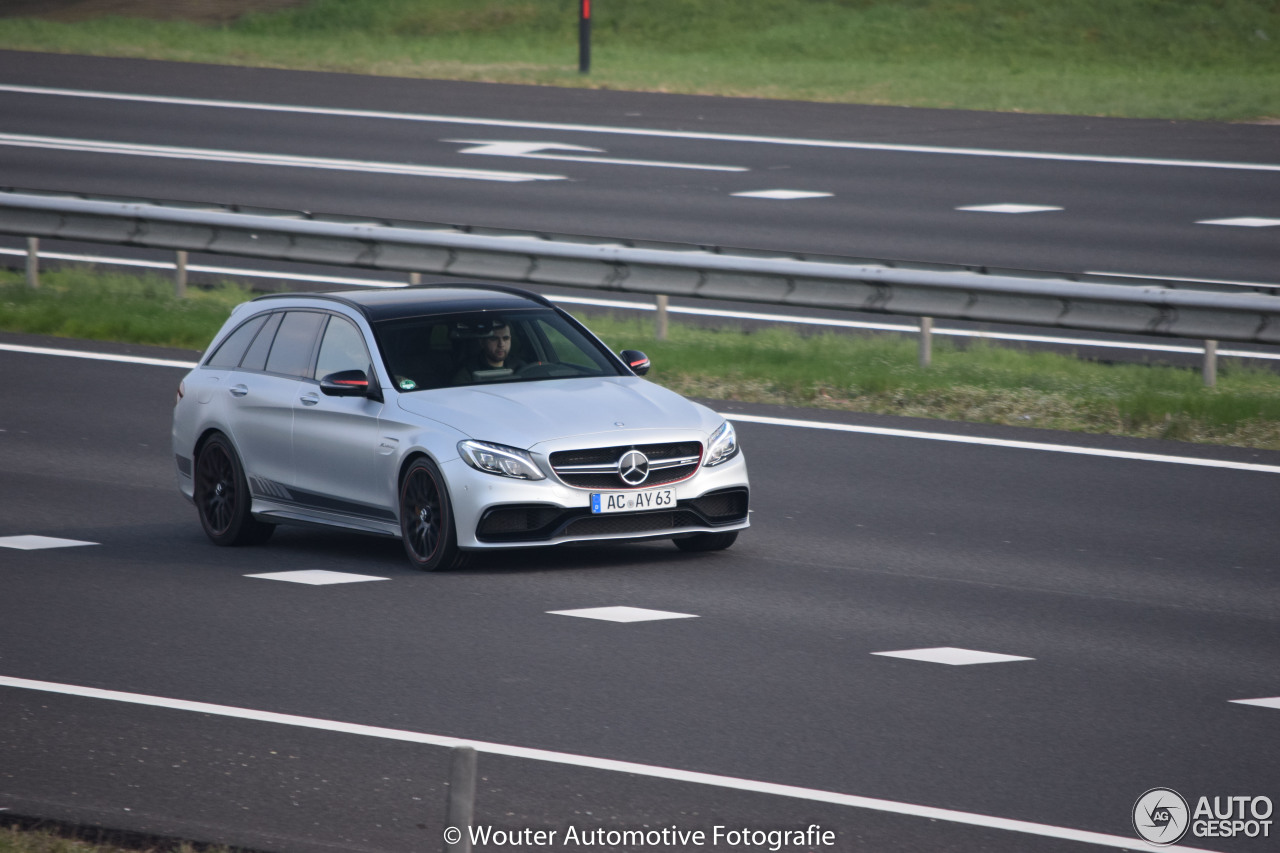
[579,0,591,73]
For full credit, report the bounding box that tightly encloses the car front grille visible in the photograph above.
[549,441,702,490]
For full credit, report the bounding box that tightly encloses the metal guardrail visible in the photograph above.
[2,189,1278,357]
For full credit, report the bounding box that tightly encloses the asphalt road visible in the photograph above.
[0,50,1277,286]
[1,334,1278,853]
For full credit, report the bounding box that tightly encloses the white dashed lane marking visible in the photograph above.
[0,535,98,550]
[549,606,699,623]
[957,204,1064,214]
[1197,217,1280,227]
[732,189,834,200]
[1231,697,1280,710]
[245,570,389,585]
[872,647,1035,666]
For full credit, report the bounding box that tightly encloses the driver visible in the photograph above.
[455,321,525,382]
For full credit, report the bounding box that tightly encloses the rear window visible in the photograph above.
[204,314,268,369]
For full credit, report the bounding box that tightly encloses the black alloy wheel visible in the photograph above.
[194,433,274,546]
[399,457,468,571]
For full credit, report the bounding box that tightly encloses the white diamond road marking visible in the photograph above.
[872,646,1034,666]
[957,204,1064,214]
[549,606,699,623]
[733,189,833,200]
[0,535,98,550]
[1231,697,1280,710]
[246,570,389,586]
[1197,217,1280,227]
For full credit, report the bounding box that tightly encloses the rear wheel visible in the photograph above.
[673,530,738,552]
[399,457,468,571]
[194,433,274,546]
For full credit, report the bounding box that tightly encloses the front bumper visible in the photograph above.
[444,452,750,549]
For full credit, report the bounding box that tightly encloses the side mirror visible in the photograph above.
[620,350,650,376]
[320,369,376,398]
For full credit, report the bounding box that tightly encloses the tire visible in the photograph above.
[673,530,738,552]
[194,433,275,546]
[399,457,469,571]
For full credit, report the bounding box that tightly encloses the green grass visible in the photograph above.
[1,0,1278,120]
[2,268,1278,449]
[0,269,254,349]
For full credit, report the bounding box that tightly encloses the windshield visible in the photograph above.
[374,308,625,392]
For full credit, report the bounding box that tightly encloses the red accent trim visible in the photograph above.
[582,0,590,19]
[334,379,367,386]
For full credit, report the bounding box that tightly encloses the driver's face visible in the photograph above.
[483,329,511,365]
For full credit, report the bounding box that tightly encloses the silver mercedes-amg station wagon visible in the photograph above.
[172,285,749,570]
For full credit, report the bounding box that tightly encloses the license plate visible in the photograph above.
[591,488,675,514]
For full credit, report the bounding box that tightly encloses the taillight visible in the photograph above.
[175,380,185,406]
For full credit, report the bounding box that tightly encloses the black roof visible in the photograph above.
[253,283,554,322]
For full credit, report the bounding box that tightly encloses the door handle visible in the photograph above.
[229,384,248,397]
[299,393,320,406]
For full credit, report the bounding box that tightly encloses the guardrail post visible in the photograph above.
[1203,340,1218,387]
[655,294,669,341]
[443,746,477,853]
[26,237,39,289]
[918,316,933,367]
[175,251,188,298]
[409,272,422,285]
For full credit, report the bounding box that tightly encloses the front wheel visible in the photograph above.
[194,433,274,546]
[399,457,469,571]
[673,530,738,552]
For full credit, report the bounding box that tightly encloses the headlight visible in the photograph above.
[458,440,546,480]
[703,421,739,467]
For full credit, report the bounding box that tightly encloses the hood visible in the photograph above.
[395,377,717,448]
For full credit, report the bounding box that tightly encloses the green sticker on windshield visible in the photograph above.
[398,378,417,391]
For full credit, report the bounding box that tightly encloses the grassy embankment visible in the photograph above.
[0,0,1278,121]
[3,269,1279,450]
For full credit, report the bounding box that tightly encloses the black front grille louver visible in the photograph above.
[549,441,702,490]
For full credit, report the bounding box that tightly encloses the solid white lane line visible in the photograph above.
[0,675,1227,852]
[1085,271,1280,292]
[721,413,1280,475]
[3,248,1276,361]
[2,83,1277,173]
[0,132,564,182]
[0,342,197,369]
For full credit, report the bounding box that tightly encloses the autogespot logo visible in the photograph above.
[1134,788,1191,846]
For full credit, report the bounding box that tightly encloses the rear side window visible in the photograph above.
[265,311,325,378]
[205,314,267,369]
[240,312,283,372]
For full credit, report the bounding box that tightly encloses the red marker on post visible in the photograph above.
[579,0,591,74]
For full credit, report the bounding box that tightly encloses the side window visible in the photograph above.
[240,312,283,372]
[265,311,325,378]
[205,314,267,369]
[314,316,371,379]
